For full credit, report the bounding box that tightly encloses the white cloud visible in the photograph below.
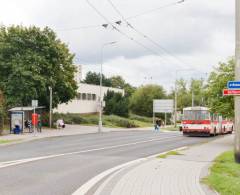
[0,0,235,90]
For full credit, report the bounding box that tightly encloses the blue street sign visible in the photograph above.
[228,81,240,89]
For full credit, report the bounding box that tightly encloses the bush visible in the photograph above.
[129,84,166,117]
[104,115,139,128]
[104,91,129,117]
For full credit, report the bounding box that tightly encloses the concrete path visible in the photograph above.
[93,134,233,195]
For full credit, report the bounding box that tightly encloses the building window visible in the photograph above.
[87,93,92,100]
[82,93,86,100]
[92,94,96,101]
[77,93,81,100]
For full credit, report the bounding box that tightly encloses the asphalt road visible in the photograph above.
[0,130,216,195]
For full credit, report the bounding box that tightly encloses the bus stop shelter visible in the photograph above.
[8,106,45,134]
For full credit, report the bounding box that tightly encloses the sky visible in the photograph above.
[0,0,235,90]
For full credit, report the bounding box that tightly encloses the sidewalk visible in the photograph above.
[0,125,156,145]
[93,134,233,195]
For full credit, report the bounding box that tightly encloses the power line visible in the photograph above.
[85,0,162,56]
[54,25,101,32]
[54,0,184,32]
[126,0,185,20]
[107,0,190,69]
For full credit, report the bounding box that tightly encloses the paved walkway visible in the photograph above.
[0,125,160,145]
[93,134,233,195]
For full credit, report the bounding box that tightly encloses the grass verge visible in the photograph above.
[52,113,153,128]
[203,150,240,195]
[161,126,179,131]
[0,139,21,145]
[157,150,183,158]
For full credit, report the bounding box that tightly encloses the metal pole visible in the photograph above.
[98,46,103,133]
[174,75,177,128]
[235,0,240,163]
[98,41,117,133]
[49,87,52,129]
[165,112,167,127]
[34,106,36,136]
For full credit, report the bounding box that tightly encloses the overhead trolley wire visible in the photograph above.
[107,0,191,69]
[126,0,185,20]
[85,0,163,56]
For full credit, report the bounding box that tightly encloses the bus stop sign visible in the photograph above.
[228,81,240,89]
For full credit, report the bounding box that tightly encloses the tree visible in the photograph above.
[205,58,234,117]
[189,78,205,106]
[83,71,112,87]
[103,90,129,117]
[129,84,166,117]
[0,90,5,135]
[110,76,136,97]
[0,25,78,109]
[110,76,125,89]
[175,79,192,111]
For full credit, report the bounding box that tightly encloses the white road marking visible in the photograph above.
[0,134,181,169]
[72,146,188,195]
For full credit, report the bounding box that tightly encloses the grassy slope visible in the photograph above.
[203,151,240,195]
[53,113,153,128]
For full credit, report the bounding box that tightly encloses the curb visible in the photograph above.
[72,146,188,195]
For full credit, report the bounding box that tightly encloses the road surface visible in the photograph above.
[0,130,216,195]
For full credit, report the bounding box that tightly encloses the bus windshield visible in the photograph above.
[183,110,210,120]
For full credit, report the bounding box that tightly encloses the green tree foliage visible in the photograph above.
[110,76,125,88]
[0,91,5,134]
[168,78,206,112]
[206,58,234,117]
[175,79,192,111]
[103,90,129,117]
[129,84,166,117]
[0,25,78,109]
[110,75,136,97]
[189,78,205,106]
[83,71,112,87]
[84,72,136,97]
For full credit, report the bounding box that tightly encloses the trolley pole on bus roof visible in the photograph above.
[235,0,240,163]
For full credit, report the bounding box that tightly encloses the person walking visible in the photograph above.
[154,118,160,131]
[156,118,162,131]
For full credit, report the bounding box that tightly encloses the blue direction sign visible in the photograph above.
[228,81,240,89]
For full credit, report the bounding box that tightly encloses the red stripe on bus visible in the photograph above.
[182,120,211,125]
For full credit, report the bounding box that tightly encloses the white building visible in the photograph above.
[54,65,124,114]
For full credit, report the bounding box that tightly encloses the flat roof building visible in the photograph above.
[54,65,124,114]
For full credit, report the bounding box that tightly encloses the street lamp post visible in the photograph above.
[49,86,52,129]
[98,41,117,133]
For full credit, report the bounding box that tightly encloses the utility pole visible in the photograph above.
[98,41,117,133]
[49,87,52,129]
[235,0,240,163]
[174,79,177,127]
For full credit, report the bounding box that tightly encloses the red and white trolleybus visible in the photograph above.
[180,107,233,136]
